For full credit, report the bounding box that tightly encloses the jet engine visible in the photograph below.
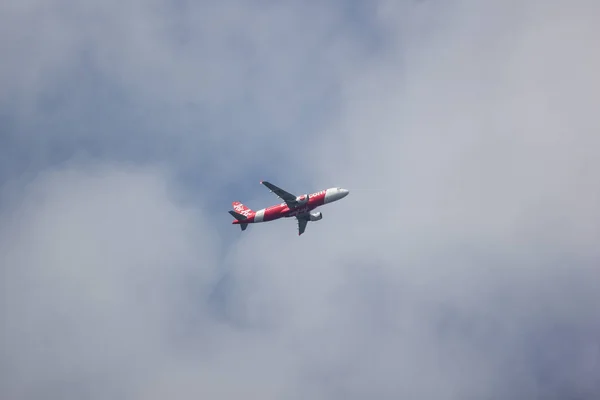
[295,194,309,206]
[309,211,323,221]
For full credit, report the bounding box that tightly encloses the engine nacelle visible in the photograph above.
[309,211,323,221]
[295,194,309,206]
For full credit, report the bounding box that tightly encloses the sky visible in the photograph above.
[1,0,600,399]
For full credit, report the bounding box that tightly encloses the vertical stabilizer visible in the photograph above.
[232,201,253,215]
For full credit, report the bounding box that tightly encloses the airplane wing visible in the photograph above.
[260,181,298,207]
[296,217,308,236]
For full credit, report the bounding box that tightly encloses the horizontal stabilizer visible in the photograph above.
[229,210,247,220]
[240,223,248,231]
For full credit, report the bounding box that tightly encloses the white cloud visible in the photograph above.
[0,164,221,398]
[303,1,600,397]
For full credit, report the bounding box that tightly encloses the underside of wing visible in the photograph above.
[261,180,298,207]
[296,217,308,236]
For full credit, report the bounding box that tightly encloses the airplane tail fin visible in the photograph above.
[232,201,253,214]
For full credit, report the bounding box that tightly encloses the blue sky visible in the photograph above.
[2,0,600,399]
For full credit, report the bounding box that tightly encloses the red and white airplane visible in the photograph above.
[228,181,349,236]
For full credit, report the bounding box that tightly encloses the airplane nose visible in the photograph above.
[340,188,349,197]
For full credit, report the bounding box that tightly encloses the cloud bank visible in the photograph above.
[2,0,599,399]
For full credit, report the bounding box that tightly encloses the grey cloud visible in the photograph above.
[2,0,600,399]
[0,0,366,187]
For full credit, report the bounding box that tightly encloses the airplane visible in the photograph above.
[228,181,349,236]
